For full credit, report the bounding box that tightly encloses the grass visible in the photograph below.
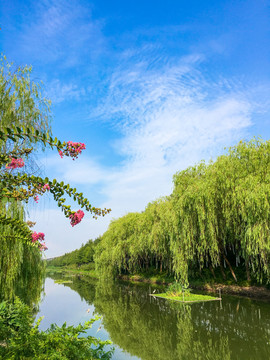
[152,292,221,303]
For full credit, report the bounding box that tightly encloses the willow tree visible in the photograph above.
[171,138,270,285]
[220,138,270,282]
[142,198,174,274]
[95,212,142,277]
[0,56,51,147]
[94,137,270,287]
[94,197,175,278]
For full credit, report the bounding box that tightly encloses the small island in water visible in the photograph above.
[151,283,221,303]
[151,292,221,303]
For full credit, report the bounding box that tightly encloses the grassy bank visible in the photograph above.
[46,264,270,300]
[118,269,270,300]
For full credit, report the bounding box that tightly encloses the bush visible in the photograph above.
[0,298,113,359]
[166,282,190,297]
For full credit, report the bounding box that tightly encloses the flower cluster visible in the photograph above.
[59,141,86,160]
[6,157,25,169]
[69,210,84,227]
[31,231,47,251]
[31,232,45,242]
[43,183,50,191]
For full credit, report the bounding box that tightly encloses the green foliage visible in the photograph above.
[0,59,109,252]
[0,55,51,153]
[48,238,100,268]
[94,198,174,279]
[0,298,113,360]
[0,126,110,220]
[166,282,190,297]
[0,198,45,302]
[94,137,270,287]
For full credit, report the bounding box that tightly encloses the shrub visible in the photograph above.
[0,298,113,359]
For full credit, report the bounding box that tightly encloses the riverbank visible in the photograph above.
[46,265,98,278]
[46,265,270,300]
[119,274,270,300]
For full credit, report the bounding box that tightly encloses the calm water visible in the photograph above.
[36,274,270,360]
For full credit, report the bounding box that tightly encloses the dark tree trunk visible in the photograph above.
[246,257,251,281]
[223,253,237,283]
[209,264,216,280]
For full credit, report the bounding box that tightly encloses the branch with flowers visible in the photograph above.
[0,125,111,251]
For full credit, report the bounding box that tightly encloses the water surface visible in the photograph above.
[36,274,270,360]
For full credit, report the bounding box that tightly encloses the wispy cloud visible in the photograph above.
[16,0,105,66]
[42,54,260,236]
[45,79,86,104]
[89,54,258,217]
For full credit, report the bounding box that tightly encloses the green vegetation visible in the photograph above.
[92,137,270,288]
[48,139,270,295]
[47,238,101,268]
[46,239,101,279]
[153,293,219,302]
[0,298,113,359]
[152,282,220,303]
[50,138,270,291]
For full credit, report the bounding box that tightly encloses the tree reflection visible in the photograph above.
[48,274,270,360]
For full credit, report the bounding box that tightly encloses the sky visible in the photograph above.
[1,0,270,257]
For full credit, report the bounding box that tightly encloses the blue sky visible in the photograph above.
[1,0,270,257]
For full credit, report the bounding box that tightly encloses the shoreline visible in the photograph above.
[46,266,270,301]
[193,283,270,301]
[118,274,270,301]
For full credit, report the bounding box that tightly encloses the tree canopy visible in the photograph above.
[92,138,270,286]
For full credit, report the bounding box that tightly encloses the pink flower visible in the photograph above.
[39,242,48,251]
[43,183,50,191]
[6,157,25,169]
[34,195,39,203]
[59,142,86,159]
[31,232,45,243]
[69,210,84,227]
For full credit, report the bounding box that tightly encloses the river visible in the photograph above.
[36,273,270,360]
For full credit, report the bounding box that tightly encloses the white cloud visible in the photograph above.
[40,154,108,185]
[91,57,254,217]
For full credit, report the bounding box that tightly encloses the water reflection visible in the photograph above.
[46,273,270,360]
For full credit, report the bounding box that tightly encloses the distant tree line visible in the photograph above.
[47,238,101,267]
